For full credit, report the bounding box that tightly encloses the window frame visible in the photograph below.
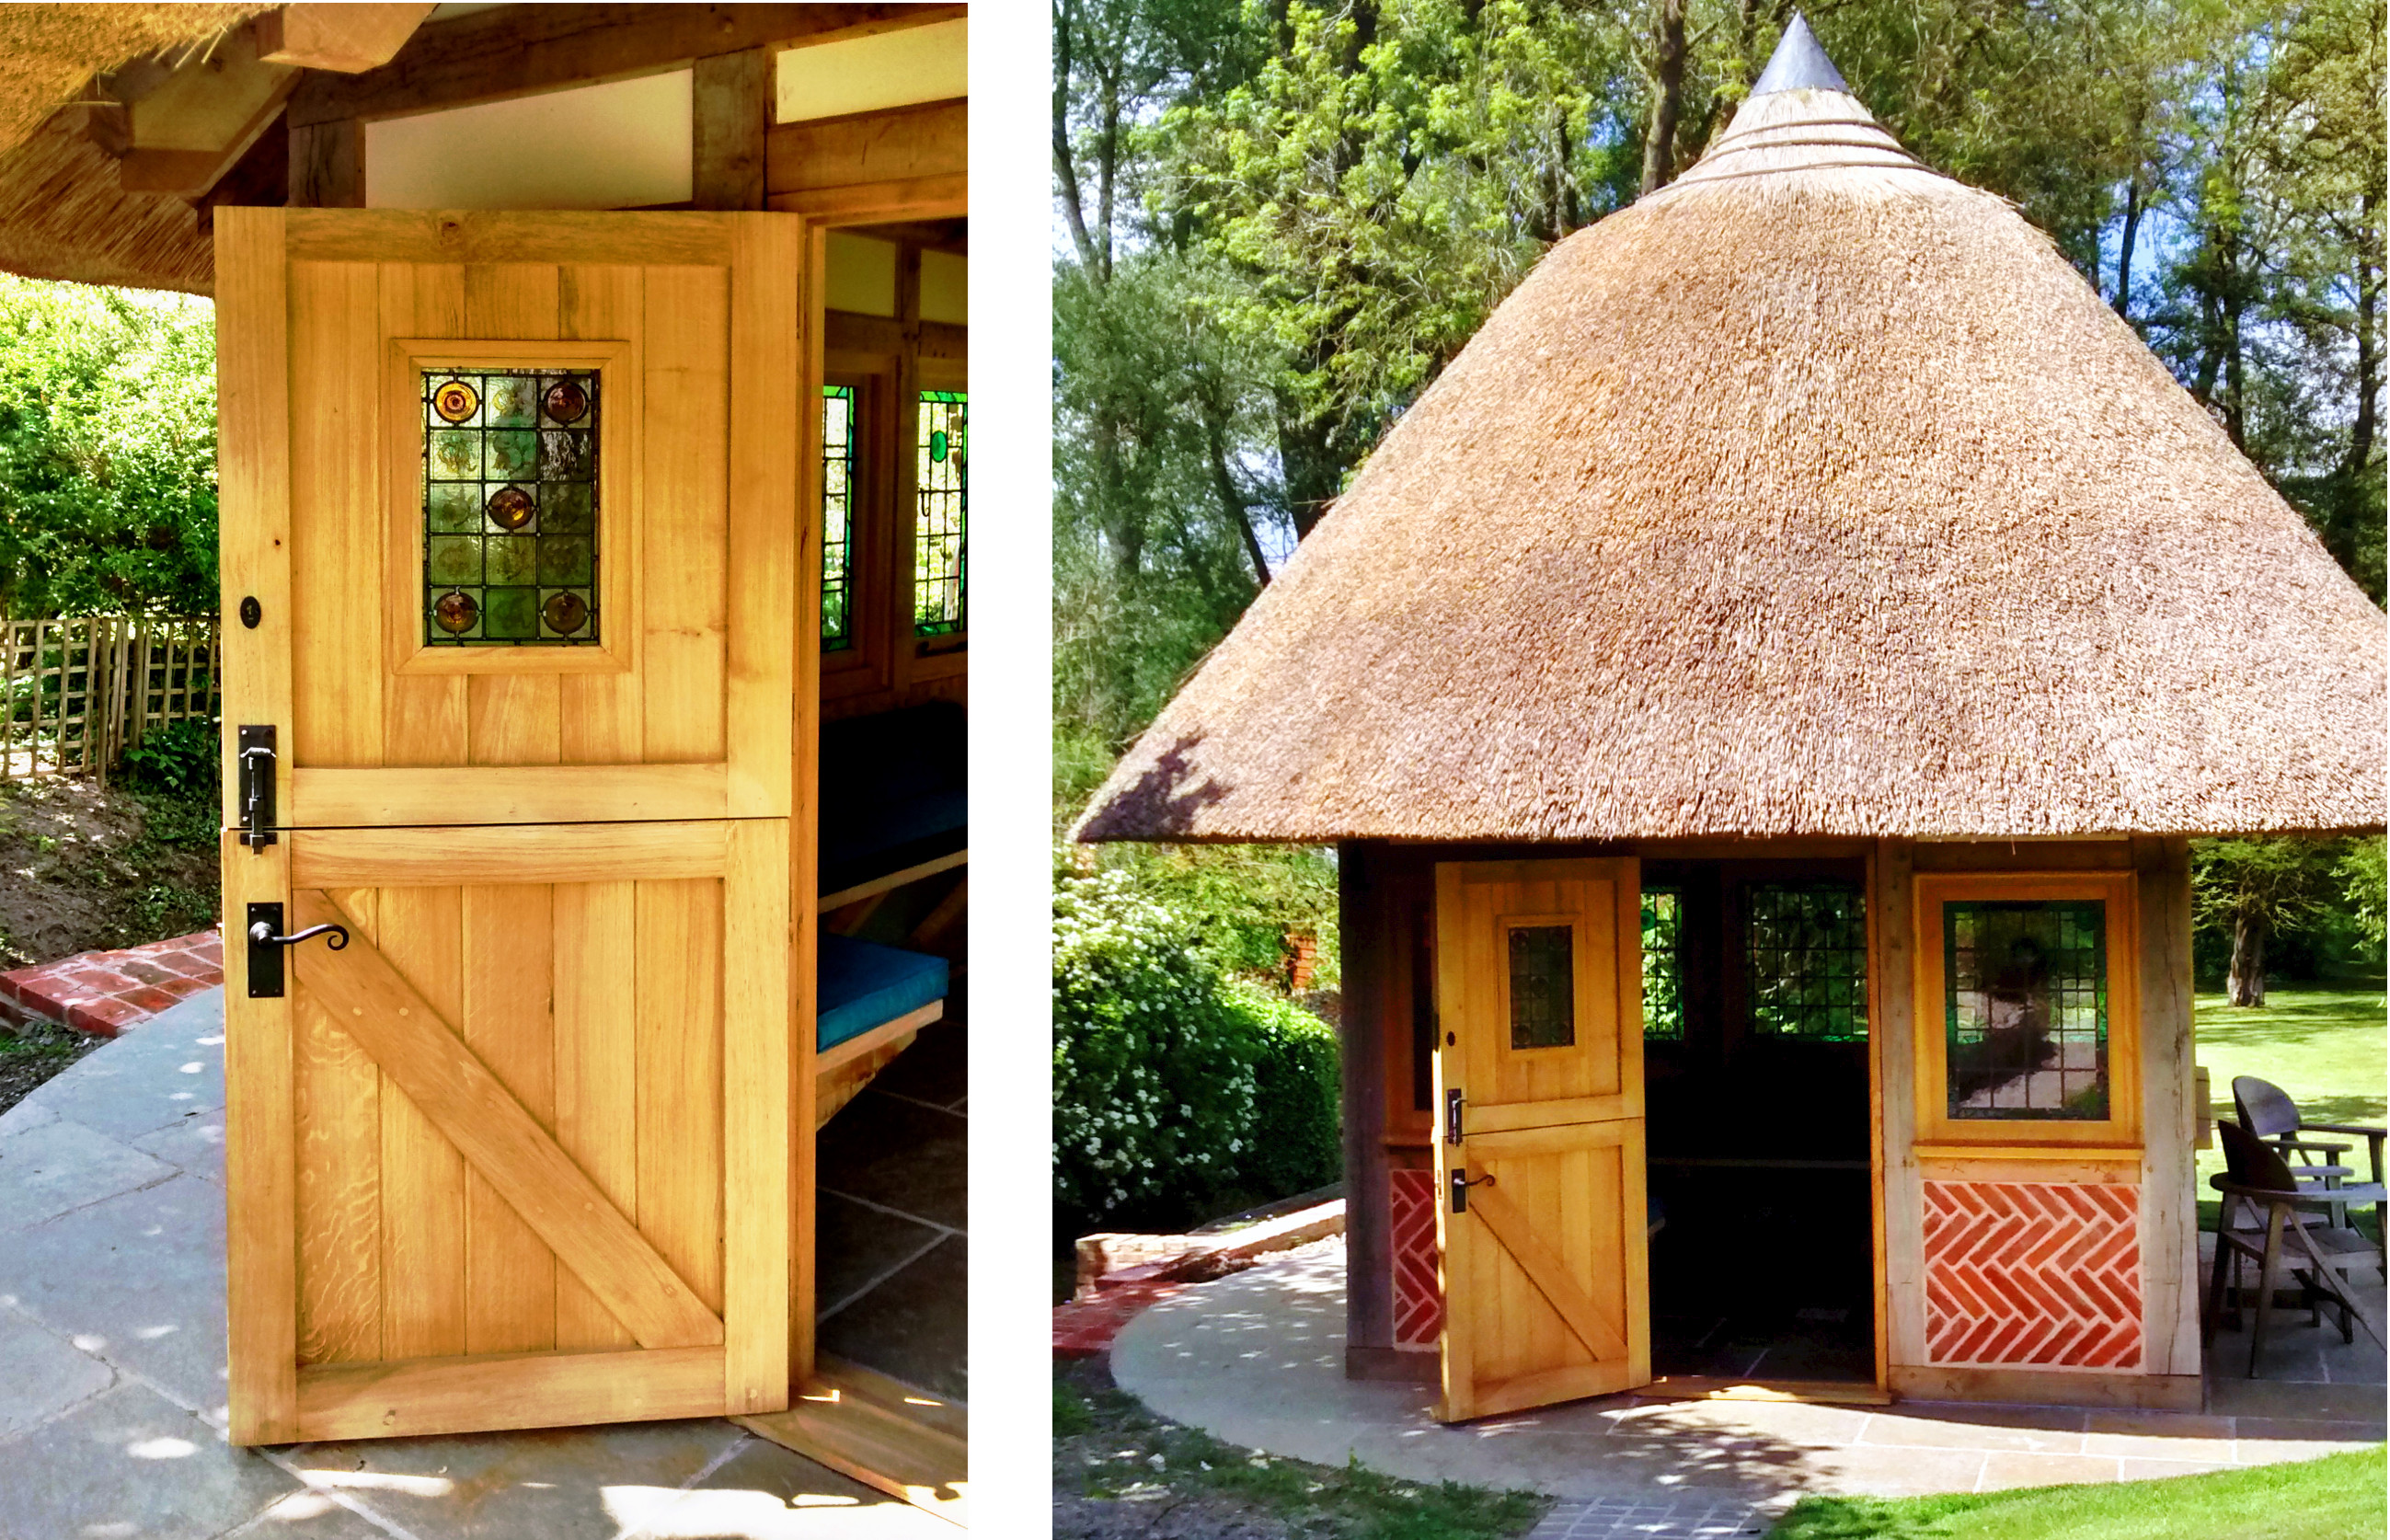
[819,357,895,700]
[911,360,968,667]
[1912,870,2141,1149]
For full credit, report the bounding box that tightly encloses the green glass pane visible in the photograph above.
[542,482,592,533]
[485,374,537,426]
[483,587,538,638]
[426,535,480,587]
[542,430,592,480]
[537,536,592,586]
[428,483,480,533]
[1509,925,1576,1050]
[429,430,481,480]
[484,536,537,585]
[486,430,539,479]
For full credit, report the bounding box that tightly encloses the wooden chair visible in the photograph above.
[2205,1119,2385,1375]
[2234,1075,2384,1231]
[816,934,948,1128]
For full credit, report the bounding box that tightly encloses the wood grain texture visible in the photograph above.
[374,883,467,1361]
[638,879,727,1316]
[289,259,385,771]
[1465,1177,1628,1360]
[222,832,300,1442]
[292,822,730,887]
[464,264,563,767]
[737,1355,967,1524]
[723,820,791,1412]
[766,174,967,224]
[560,264,649,764]
[765,99,965,195]
[2136,835,2199,1377]
[294,891,723,1350]
[293,764,728,828]
[376,262,468,766]
[554,881,638,1350]
[293,882,384,1367]
[694,50,770,211]
[298,1346,726,1441]
[1875,838,1926,1368]
[285,211,738,266]
[724,215,800,817]
[642,265,730,764]
[789,214,827,1386]
[462,884,557,1355]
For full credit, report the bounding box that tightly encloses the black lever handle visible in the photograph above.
[244,902,346,998]
[247,920,350,952]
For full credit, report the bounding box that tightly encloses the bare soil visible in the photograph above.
[0,1017,104,1115]
[0,774,217,970]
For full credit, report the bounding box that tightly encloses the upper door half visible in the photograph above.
[218,208,809,834]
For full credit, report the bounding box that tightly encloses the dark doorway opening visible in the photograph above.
[1642,858,1877,1384]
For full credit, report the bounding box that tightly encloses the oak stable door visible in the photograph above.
[1433,859,1652,1420]
[216,208,813,1444]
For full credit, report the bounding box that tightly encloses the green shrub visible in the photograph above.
[121,718,218,799]
[1053,868,1260,1226]
[1225,982,1340,1200]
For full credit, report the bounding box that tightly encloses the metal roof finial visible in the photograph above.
[1750,11,1849,96]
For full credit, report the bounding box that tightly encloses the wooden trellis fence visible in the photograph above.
[1,616,220,784]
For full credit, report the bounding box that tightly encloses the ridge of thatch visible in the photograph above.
[0,5,265,152]
[1077,32,2387,846]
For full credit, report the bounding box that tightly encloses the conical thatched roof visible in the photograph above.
[1080,19,2386,845]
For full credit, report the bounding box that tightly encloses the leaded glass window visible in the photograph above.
[422,369,598,646]
[1508,925,1575,1050]
[1745,882,1867,1040]
[1946,901,2108,1121]
[822,385,856,650]
[915,390,966,638]
[1642,889,1684,1040]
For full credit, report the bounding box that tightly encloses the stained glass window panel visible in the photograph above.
[915,390,966,638]
[1508,925,1576,1050]
[1745,882,1868,1040]
[822,385,856,649]
[1642,890,1684,1040]
[1946,901,2108,1121]
[421,368,599,647]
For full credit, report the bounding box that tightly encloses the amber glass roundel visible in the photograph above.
[485,485,535,530]
[432,379,479,424]
[544,380,590,424]
[542,591,590,635]
[431,590,479,634]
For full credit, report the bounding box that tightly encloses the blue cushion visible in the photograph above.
[819,934,948,1053]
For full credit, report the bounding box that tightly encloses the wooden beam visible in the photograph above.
[693,48,770,211]
[298,1346,726,1441]
[769,174,966,227]
[121,23,298,198]
[766,99,965,197]
[259,5,435,73]
[287,118,361,208]
[290,891,726,1351]
[289,4,968,129]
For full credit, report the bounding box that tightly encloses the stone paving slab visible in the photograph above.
[0,988,959,1540]
[1114,1237,2387,1523]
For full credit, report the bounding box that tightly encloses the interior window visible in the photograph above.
[1944,900,2108,1120]
[1641,888,1684,1040]
[914,389,967,641]
[1744,882,1867,1041]
[822,384,856,650]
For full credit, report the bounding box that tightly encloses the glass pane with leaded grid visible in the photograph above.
[915,390,966,638]
[822,385,856,649]
[422,369,599,647]
[1946,901,2108,1121]
[1508,925,1576,1050]
[1745,882,1867,1041]
[1642,889,1684,1040]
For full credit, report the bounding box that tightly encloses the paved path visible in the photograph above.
[0,990,952,1540]
[1110,1238,2386,1537]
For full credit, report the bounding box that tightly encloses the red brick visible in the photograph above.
[1052,1281,1181,1359]
[118,986,178,1015]
[64,996,144,1038]
[118,960,181,987]
[150,973,210,1000]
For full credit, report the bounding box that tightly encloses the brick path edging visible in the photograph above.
[0,929,224,1037]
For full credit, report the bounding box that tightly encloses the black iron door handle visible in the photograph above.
[247,920,350,951]
[244,902,349,999]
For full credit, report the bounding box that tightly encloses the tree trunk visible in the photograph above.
[1276,392,1346,541]
[1639,0,1689,196]
[1204,411,1271,589]
[2228,914,2267,1007]
[2112,170,2143,321]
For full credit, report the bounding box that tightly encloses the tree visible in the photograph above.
[2192,837,2349,1006]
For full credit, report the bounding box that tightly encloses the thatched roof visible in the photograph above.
[1080,18,2386,845]
[0,5,265,294]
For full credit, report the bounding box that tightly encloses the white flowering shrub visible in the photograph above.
[1227,982,1341,1200]
[1053,869,1260,1224]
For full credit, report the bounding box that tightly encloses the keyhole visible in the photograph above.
[239,596,261,628]
[1445,1032,1455,1046]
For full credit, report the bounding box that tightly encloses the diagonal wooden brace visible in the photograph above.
[291,890,723,1350]
[1466,1172,1630,1362]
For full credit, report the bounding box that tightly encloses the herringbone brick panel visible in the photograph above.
[1391,1167,1443,1348]
[1924,1179,2142,1369]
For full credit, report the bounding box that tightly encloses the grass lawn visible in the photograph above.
[2194,986,2386,1233]
[1766,1448,2384,1539]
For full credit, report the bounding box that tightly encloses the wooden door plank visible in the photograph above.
[789,216,827,1387]
[640,266,730,764]
[555,880,638,1350]
[724,216,799,817]
[463,263,565,768]
[293,821,730,887]
[462,883,557,1355]
[213,207,293,832]
[294,878,384,1366]
[375,884,467,1360]
[291,891,724,1350]
[378,260,469,768]
[222,831,299,1443]
[559,263,649,765]
[297,1346,724,1442]
[723,819,791,1411]
[289,259,386,770]
[637,879,728,1315]
[294,764,729,827]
